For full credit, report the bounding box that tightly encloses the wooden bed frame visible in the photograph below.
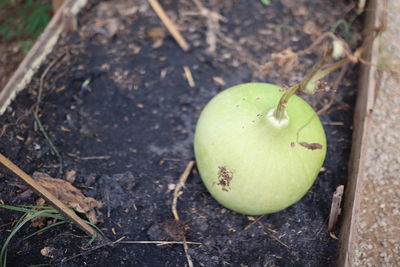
[337,0,382,266]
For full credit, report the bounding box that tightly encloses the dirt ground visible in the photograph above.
[0,0,363,266]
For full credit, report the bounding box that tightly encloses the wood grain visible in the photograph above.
[337,0,382,266]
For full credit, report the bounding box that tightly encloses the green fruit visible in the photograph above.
[194,83,326,215]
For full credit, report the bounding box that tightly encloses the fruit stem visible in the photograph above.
[273,84,299,121]
[273,55,350,122]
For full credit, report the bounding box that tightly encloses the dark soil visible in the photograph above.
[0,0,363,266]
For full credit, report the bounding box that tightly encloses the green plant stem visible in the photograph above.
[273,84,299,121]
[308,57,350,83]
[273,56,351,122]
[24,221,69,240]
[32,110,63,176]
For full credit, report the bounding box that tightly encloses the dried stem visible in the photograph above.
[172,161,194,220]
[119,240,201,245]
[148,0,189,51]
[36,53,65,114]
[171,161,195,267]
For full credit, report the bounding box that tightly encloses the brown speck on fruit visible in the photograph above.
[256,97,260,100]
[298,142,323,150]
[217,166,233,192]
[291,142,296,148]
[236,105,240,108]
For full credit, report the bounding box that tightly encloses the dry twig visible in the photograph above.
[317,64,348,115]
[119,240,202,246]
[243,215,265,231]
[60,236,201,264]
[171,160,195,267]
[191,0,227,53]
[184,0,259,67]
[172,161,194,221]
[258,221,290,249]
[61,237,126,263]
[148,0,189,51]
[183,66,195,88]
[36,53,66,114]
[182,236,193,267]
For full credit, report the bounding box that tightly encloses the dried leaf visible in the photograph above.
[163,219,189,241]
[32,172,103,224]
[31,216,46,228]
[148,219,189,241]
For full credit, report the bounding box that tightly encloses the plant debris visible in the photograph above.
[32,172,102,224]
[148,219,189,241]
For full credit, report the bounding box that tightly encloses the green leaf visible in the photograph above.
[0,210,52,265]
[0,25,15,40]
[24,221,69,240]
[261,0,271,5]
[0,0,15,8]
[0,203,101,266]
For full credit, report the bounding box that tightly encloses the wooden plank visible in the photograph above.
[337,0,382,266]
[0,0,88,115]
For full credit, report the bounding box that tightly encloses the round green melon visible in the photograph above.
[194,83,326,215]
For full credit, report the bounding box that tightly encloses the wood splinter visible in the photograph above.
[328,185,344,233]
[0,153,100,240]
